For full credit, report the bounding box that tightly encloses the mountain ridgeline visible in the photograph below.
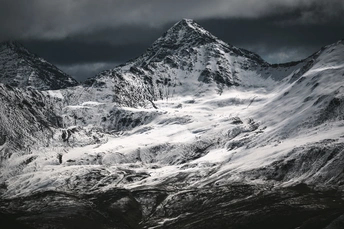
[0,41,78,90]
[1,19,344,229]
[82,19,303,107]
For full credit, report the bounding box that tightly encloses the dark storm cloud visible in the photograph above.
[199,15,344,63]
[1,0,344,42]
[22,39,149,65]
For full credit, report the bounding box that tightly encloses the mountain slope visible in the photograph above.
[1,21,344,229]
[0,84,61,153]
[0,41,78,90]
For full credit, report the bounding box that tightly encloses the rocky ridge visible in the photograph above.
[0,41,78,90]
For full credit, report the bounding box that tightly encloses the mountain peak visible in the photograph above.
[0,41,29,54]
[0,41,78,90]
[174,18,202,30]
[176,18,216,37]
[153,18,218,48]
[1,40,22,48]
[180,18,195,23]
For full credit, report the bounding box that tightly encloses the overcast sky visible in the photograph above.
[1,0,344,81]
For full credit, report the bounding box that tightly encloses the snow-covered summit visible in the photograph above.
[154,18,220,47]
[1,41,31,55]
[83,19,300,107]
[0,41,78,90]
[152,19,267,64]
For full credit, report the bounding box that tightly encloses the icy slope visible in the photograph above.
[238,39,344,185]
[2,24,343,197]
[0,41,78,90]
[4,80,342,199]
[1,84,343,228]
[256,39,344,139]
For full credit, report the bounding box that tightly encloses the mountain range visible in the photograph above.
[0,19,344,229]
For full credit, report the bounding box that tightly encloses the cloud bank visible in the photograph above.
[1,0,343,41]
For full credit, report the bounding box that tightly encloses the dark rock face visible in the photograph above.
[0,190,142,229]
[141,185,344,229]
[317,96,344,124]
[0,41,78,90]
[1,185,343,229]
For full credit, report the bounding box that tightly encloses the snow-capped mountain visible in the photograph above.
[1,20,344,229]
[0,41,78,90]
[82,19,303,107]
